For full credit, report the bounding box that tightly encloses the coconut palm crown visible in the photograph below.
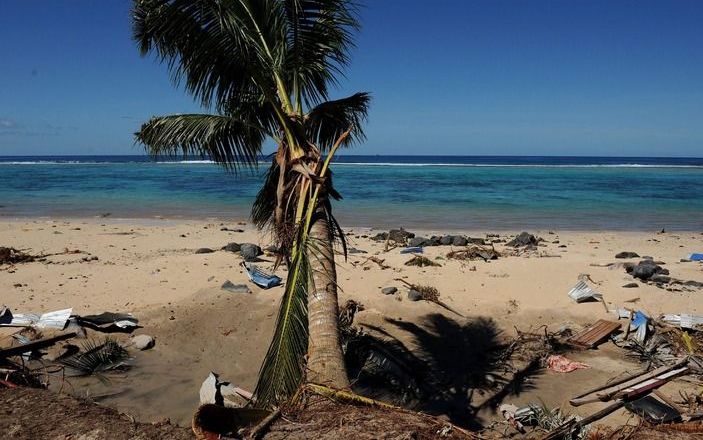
[132,0,370,408]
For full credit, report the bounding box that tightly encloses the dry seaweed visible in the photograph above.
[404,255,441,267]
[446,245,500,262]
[0,247,36,265]
[394,279,464,317]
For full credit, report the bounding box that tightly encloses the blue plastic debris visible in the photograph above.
[400,246,423,254]
[243,262,282,289]
[689,253,703,261]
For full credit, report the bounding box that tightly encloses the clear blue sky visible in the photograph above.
[1,0,702,157]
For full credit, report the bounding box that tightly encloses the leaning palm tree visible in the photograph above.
[132,0,369,408]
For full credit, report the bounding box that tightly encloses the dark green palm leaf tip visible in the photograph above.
[253,240,311,408]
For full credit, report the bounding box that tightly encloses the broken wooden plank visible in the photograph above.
[570,360,688,406]
[0,332,77,358]
[615,367,689,400]
[543,400,627,440]
[570,368,648,406]
[568,319,621,349]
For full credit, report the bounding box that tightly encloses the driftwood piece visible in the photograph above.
[0,332,77,358]
[567,319,621,349]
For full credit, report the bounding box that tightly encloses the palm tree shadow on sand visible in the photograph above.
[344,313,543,429]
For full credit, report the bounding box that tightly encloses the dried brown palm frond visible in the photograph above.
[404,255,441,267]
[394,279,464,317]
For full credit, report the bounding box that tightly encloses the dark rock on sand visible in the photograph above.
[371,232,388,242]
[221,280,251,294]
[348,247,367,254]
[239,243,263,262]
[223,242,241,253]
[407,290,422,301]
[507,231,539,247]
[629,259,665,280]
[388,228,415,244]
[195,248,215,254]
[623,282,639,288]
[439,235,454,246]
[381,287,398,295]
[408,237,429,247]
[452,236,468,246]
[683,280,703,288]
[615,251,640,259]
[467,237,486,245]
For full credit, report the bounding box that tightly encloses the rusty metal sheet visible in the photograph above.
[568,319,621,349]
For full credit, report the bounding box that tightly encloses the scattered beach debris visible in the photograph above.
[404,255,441,267]
[0,247,36,264]
[625,395,682,424]
[446,245,499,262]
[221,280,251,294]
[394,279,464,316]
[615,251,640,259]
[569,360,689,407]
[199,372,253,408]
[399,246,423,254]
[567,280,603,303]
[546,354,589,373]
[661,313,703,331]
[356,256,390,270]
[242,262,282,289]
[59,338,130,377]
[0,332,77,359]
[568,320,621,349]
[0,307,72,330]
[76,312,139,333]
[130,334,155,350]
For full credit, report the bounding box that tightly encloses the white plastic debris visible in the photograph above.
[0,307,72,329]
[568,280,603,303]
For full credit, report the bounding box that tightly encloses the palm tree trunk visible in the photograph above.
[306,207,349,388]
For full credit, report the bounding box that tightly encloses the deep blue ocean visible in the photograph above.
[1,155,702,230]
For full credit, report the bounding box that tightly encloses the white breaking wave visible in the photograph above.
[1,160,702,168]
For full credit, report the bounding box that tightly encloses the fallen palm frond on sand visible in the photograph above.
[395,279,464,317]
[59,338,130,377]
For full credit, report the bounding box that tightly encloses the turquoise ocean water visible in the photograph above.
[1,155,702,230]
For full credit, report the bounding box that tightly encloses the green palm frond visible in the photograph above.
[135,114,265,171]
[283,0,362,107]
[132,0,271,112]
[305,92,370,150]
[254,234,311,408]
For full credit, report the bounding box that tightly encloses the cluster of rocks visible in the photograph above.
[195,242,264,262]
[622,257,703,289]
[624,259,670,284]
[371,228,486,247]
